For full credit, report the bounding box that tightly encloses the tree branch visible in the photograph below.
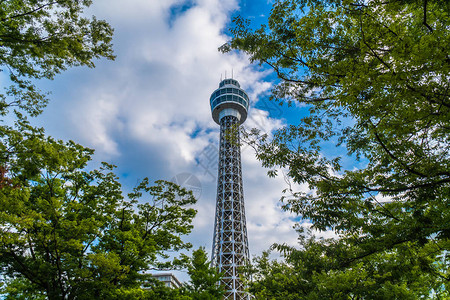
[422,0,433,33]
[0,1,59,22]
[361,177,450,193]
[372,131,427,178]
[368,194,402,222]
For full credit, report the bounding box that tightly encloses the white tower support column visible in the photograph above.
[210,79,250,300]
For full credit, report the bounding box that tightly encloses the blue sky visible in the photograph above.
[31,0,337,280]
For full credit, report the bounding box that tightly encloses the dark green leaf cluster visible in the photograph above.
[247,230,448,299]
[227,0,449,297]
[180,247,225,300]
[0,121,197,299]
[0,0,115,116]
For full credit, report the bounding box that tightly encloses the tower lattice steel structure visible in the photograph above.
[210,78,250,300]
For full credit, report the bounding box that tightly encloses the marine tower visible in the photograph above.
[210,78,250,300]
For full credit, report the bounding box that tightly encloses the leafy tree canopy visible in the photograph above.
[247,228,448,299]
[224,0,449,297]
[181,247,225,300]
[0,1,211,299]
[0,121,197,299]
[0,0,115,117]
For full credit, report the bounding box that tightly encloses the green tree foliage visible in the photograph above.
[0,0,114,117]
[248,229,448,299]
[224,0,449,297]
[142,280,190,300]
[0,1,205,299]
[0,121,197,299]
[181,247,225,300]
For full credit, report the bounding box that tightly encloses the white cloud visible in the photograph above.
[37,0,310,270]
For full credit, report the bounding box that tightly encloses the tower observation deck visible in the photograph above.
[210,78,250,300]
